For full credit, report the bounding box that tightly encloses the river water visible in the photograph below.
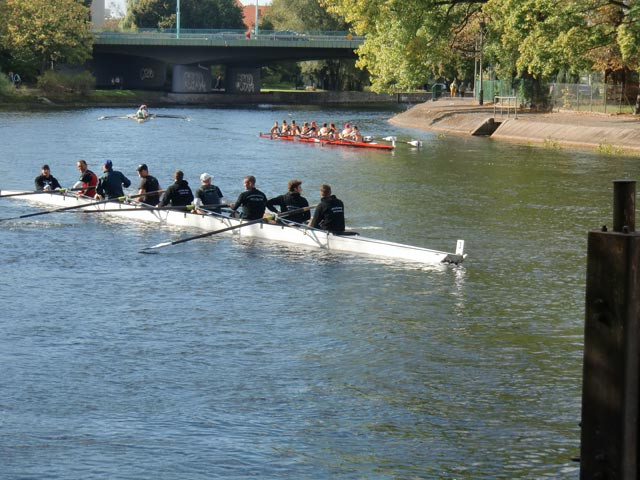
[0,106,638,479]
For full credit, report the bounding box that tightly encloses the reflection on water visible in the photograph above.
[1,106,637,479]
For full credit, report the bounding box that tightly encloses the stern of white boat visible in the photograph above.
[442,239,466,265]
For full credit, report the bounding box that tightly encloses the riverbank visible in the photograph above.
[390,98,640,154]
[0,88,429,109]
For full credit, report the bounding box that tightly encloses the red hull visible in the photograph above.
[259,133,394,150]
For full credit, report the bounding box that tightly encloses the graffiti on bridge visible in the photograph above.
[140,67,155,81]
[235,73,256,93]
[183,71,207,92]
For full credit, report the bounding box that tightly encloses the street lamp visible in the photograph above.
[255,0,259,37]
[176,0,181,39]
[478,20,485,106]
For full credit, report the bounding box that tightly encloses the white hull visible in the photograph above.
[2,191,466,265]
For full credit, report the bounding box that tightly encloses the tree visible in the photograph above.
[264,0,368,90]
[130,0,245,29]
[321,0,485,93]
[321,0,640,108]
[0,0,93,75]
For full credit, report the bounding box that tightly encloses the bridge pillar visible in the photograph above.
[171,65,212,93]
[225,66,261,94]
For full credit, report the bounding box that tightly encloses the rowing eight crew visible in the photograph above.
[34,162,346,233]
[270,120,364,142]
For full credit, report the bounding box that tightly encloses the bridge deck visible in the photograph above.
[95,30,363,49]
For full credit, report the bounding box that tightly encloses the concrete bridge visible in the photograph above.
[92,30,363,93]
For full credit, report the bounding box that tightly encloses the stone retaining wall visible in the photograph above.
[167,91,431,105]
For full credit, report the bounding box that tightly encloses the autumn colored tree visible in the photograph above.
[0,0,93,75]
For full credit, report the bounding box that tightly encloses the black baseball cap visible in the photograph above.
[137,164,148,171]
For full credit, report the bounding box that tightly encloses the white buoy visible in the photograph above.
[407,140,423,147]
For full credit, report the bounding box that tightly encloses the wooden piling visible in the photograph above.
[581,180,640,479]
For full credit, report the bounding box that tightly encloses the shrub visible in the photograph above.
[37,70,96,95]
[0,70,16,96]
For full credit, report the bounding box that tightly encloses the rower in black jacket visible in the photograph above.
[309,184,345,233]
[230,175,267,220]
[265,179,310,224]
[159,170,194,207]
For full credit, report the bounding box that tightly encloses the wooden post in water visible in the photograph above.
[581,180,640,479]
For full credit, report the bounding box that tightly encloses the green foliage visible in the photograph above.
[321,0,640,98]
[0,70,17,96]
[131,0,245,29]
[0,0,93,74]
[596,142,626,156]
[264,0,367,90]
[37,70,96,96]
[322,0,483,93]
[266,0,348,31]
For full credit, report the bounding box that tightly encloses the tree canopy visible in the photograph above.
[130,0,245,30]
[263,0,369,90]
[320,0,640,94]
[0,0,93,75]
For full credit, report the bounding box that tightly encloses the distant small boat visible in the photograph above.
[127,113,152,123]
[260,133,395,150]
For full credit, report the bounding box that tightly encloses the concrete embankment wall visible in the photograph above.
[491,118,640,151]
[389,104,499,136]
[391,101,640,153]
[167,91,431,105]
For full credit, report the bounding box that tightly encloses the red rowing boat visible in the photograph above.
[259,133,395,150]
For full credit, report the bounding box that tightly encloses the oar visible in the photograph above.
[140,204,316,253]
[153,114,189,120]
[0,190,164,222]
[0,188,84,198]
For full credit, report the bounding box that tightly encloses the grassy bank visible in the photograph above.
[0,86,170,109]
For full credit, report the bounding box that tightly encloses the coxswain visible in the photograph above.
[194,173,224,213]
[230,175,267,220]
[309,184,345,233]
[270,121,280,136]
[265,179,311,224]
[96,160,131,200]
[73,159,98,197]
[34,164,62,191]
[136,163,161,206]
[159,170,194,207]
